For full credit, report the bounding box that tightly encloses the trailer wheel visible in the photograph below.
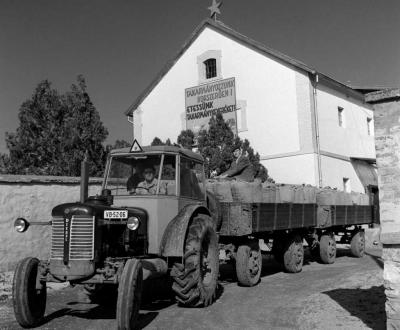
[350,231,365,258]
[171,214,219,307]
[13,257,46,328]
[320,234,336,264]
[283,235,304,273]
[116,258,143,330]
[236,242,262,286]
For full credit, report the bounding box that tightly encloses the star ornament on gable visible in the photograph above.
[208,0,222,20]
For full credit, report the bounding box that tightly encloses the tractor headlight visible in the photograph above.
[127,216,140,231]
[14,218,30,233]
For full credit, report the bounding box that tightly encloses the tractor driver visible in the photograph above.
[136,166,166,195]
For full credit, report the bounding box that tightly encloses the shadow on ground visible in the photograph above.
[39,278,175,329]
[323,285,386,330]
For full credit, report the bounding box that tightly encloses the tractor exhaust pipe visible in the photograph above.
[80,151,89,203]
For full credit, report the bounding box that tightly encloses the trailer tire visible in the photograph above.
[171,214,219,307]
[116,258,143,330]
[283,235,304,273]
[13,257,46,328]
[320,234,336,264]
[350,231,365,258]
[236,242,262,286]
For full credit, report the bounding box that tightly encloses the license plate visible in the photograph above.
[104,210,128,219]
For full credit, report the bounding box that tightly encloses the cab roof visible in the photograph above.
[110,145,204,162]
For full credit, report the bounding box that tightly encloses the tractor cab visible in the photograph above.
[104,145,205,200]
[103,145,207,254]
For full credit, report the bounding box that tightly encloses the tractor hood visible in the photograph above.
[51,200,147,221]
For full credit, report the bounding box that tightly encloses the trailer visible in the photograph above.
[208,181,378,286]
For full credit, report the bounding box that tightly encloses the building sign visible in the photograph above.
[185,77,237,134]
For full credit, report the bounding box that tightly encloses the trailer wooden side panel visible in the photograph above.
[218,202,375,236]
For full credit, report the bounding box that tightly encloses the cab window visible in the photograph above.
[160,155,177,195]
[180,157,205,200]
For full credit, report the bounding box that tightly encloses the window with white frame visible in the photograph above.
[197,50,222,83]
[367,117,373,136]
[343,177,351,193]
[338,107,345,127]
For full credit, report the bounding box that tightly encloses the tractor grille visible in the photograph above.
[50,216,64,259]
[69,216,95,260]
[50,215,95,261]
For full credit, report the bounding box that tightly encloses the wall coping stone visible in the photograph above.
[0,174,103,184]
[365,88,400,104]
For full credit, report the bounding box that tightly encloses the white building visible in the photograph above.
[125,19,377,193]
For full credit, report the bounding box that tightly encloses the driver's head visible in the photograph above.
[143,166,155,182]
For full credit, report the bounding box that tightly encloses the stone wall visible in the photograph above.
[0,175,103,272]
[367,88,400,329]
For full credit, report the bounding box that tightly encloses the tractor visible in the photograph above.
[12,144,220,329]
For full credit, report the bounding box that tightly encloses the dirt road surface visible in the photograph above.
[0,246,385,330]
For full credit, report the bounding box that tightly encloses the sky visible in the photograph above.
[1,0,400,154]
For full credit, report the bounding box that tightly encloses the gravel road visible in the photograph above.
[0,245,385,330]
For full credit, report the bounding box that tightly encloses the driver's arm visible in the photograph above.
[135,181,148,195]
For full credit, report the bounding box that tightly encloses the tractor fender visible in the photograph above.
[160,203,211,257]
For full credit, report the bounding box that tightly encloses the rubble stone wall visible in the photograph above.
[0,175,102,272]
[367,88,400,329]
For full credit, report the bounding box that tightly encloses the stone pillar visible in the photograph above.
[366,89,400,329]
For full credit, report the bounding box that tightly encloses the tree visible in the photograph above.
[197,113,235,177]
[151,137,164,146]
[195,113,272,182]
[0,153,10,174]
[177,129,195,149]
[105,139,131,154]
[5,76,108,176]
[112,139,131,149]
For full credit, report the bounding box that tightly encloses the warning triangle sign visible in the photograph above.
[130,139,143,153]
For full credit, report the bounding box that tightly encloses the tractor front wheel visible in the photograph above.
[13,257,47,328]
[116,258,143,330]
[171,214,219,307]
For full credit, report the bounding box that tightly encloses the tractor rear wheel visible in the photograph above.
[320,234,336,264]
[283,235,304,273]
[13,257,46,328]
[236,242,262,286]
[116,258,143,330]
[350,231,365,258]
[171,214,219,307]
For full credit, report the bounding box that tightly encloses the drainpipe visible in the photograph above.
[128,113,134,140]
[312,73,323,188]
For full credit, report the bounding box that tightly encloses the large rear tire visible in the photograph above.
[236,242,262,286]
[320,234,336,264]
[13,257,46,328]
[116,258,143,330]
[350,231,365,258]
[283,235,304,273]
[171,214,219,307]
